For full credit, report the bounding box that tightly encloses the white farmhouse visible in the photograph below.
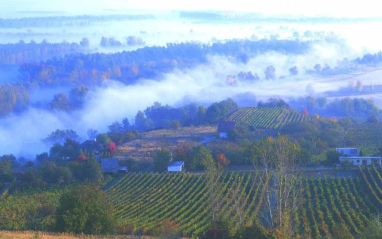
[340,157,382,166]
[167,161,184,172]
[336,148,382,166]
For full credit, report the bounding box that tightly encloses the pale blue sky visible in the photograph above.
[2,0,382,18]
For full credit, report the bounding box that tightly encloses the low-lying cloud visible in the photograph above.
[0,41,379,158]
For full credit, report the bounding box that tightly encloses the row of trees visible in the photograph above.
[0,14,153,28]
[289,96,380,119]
[0,40,86,65]
[18,39,311,87]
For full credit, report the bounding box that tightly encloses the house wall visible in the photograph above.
[340,157,381,166]
[168,166,182,172]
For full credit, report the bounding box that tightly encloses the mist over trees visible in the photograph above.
[18,39,312,87]
[288,96,380,119]
[0,40,86,65]
[0,14,154,28]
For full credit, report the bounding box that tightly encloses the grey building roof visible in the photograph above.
[168,161,184,167]
[336,148,359,157]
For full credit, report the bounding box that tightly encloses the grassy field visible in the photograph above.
[116,126,217,161]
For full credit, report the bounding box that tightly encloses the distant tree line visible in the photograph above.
[131,98,238,131]
[0,40,87,65]
[0,14,154,28]
[18,39,312,87]
[288,96,380,119]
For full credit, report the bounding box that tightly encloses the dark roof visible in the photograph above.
[81,140,104,152]
[169,161,184,167]
[101,158,119,173]
[218,121,236,132]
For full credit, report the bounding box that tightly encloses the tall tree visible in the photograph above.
[251,134,303,239]
[202,151,224,223]
[153,148,171,172]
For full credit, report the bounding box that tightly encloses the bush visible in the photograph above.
[56,185,116,234]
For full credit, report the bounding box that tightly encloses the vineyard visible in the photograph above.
[300,177,376,238]
[1,168,382,237]
[346,123,382,156]
[107,172,269,237]
[224,107,311,129]
[107,170,382,238]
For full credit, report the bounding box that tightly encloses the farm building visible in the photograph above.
[218,121,236,138]
[101,158,127,173]
[340,157,382,166]
[336,148,382,166]
[168,161,184,172]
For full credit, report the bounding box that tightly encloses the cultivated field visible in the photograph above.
[107,172,268,237]
[107,168,382,237]
[2,167,382,238]
[224,107,311,129]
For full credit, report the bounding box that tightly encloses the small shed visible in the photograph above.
[218,121,236,138]
[168,161,185,172]
[101,158,120,173]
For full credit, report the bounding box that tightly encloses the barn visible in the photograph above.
[167,161,184,172]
